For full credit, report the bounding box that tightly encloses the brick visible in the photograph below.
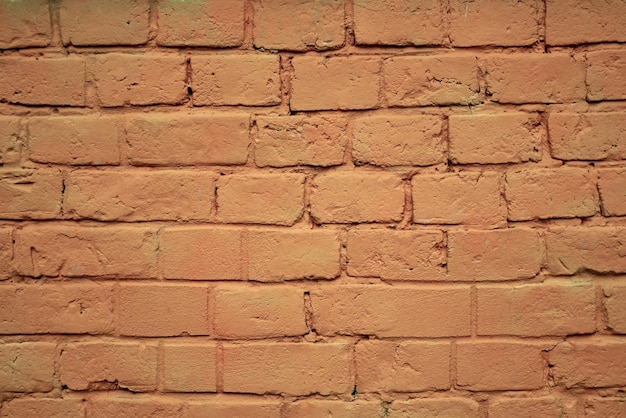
[389,399,480,417]
[546,0,626,45]
[599,169,626,216]
[157,0,244,47]
[192,54,281,106]
[284,401,381,418]
[216,173,304,225]
[0,116,21,165]
[449,113,541,164]
[477,282,596,336]
[223,342,351,395]
[94,54,186,106]
[0,282,113,334]
[87,396,183,418]
[0,57,85,106]
[311,285,470,337]
[311,172,404,223]
[0,0,50,49]
[548,112,626,161]
[505,167,597,220]
[1,398,84,418]
[412,171,506,226]
[546,227,626,275]
[353,114,444,166]
[356,340,450,392]
[125,113,250,166]
[456,341,545,390]
[186,398,281,418]
[253,0,344,51]
[255,115,347,167]
[353,0,442,46]
[587,50,626,101]
[65,170,215,221]
[214,285,306,338]
[60,0,149,46]
[117,283,209,336]
[346,229,446,280]
[160,227,243,280]
[585,398,626,417]
[483,53,585,103]
[60,342,157,391]
[0,170,62,219]
[448,229,541,281]
[28,116,121,165]
[606,285,626,333]
[162,343,216,392]
[550,337,626,388]
[0,227,12,280]
[14,225,158,278]
[0,342,55,392]
[489,397,576,418]
[291,56,381,110]
[248,229,340,281]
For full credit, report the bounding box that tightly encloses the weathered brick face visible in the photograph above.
[1,1,625,416]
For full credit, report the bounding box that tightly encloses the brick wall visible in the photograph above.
[1,0,625,417]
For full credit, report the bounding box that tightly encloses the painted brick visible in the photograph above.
[0,116,21,165]
[489,397,576,418]
[598,168,626,216]
[0,227,12,280]
[284,400,382,418]
[185,398,281,418]
[605,285,626,334]
[162,343,217,392]
[587,50,626,101]
[0,0,50,49]
[1,398,84,418]
[0,342,55,392]
[584,398,626,417]
[546,0,626,45]
[389,399,480,417]
[0,170,62,219]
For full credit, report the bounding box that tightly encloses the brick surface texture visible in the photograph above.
[0,1,625,416]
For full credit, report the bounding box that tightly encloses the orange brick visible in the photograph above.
[0,227,12,279]
[456,341,545,390]
[549,337,626,388]
[159,227,243,280]
[157,0,244,47]
[505,167,597,220]
[546,0,626,45]
[389,399,480,417]
[584,397,626,417]
[60,0,149,46]
[477,282,596,336]
[606,285,626,333]
[214,285,306,338]
[599,168,626,216]
[489,397,576,418]
[222,342,351,395]
[356,340,450,392]
[0,170,62,219]
[94,54,187,107]
[117,283,209,336]
[28,116,121,165]
[14,225,158,278]
[448,229,541,281]
[346,229,446,280]
[0,0,50,49]
[0,116,21,165]
[216,173,305,225]
[60,341,157,391]
[353,114,444,166]
[412,171,506,226]
[0,57,85,106]
[65,170,215,221]
[291,56,381,110]
[353,0,443,46]
[546,227,626,275]
[311,172,404,223]
[163,343,217,392]
[125,113,250,166]
[248,229,340,281]
[186,398,281,417]
[0,342,55,392]
[483,53,585,103]
[311,285,470,337]
[0,282,113,334]
[192,54,281,106]
[253,0,344,50]
[449,113,541,164]
[1,398,84,418]
[255,115,348,167]
[284,400,382,418]
[587,50,626,101]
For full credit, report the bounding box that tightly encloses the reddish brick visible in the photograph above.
[117,283,209,336]
[253,0,344,50]
[311,285,470,337]
[162,343,217,392]
[585,397,626,417]
[489,397,576,418]
[389,399,480,417]
[193,54,281,106]
[448,229,541,281]
[546,0,626,45]
[284,400,382,418]
[255,115,348,167]
[223,342,351,395]
[0,227,12,279]
[311,172,404,223]
[606,285,626,333]
[0,0,50,49]
[587,50,626,101]
[505,167,597,220]
[353,114,444,166]
[477,282,596,336]
[94,54,186,107]
[449,113,541,164]
[214,285,306,338]
[186,398,281,418]
[412,171,506,226]
[1,398,84,418]
[125,113,250,166]
[87,396,182,418]
[0,116,21,165]
[0,57,85,106]
[291,56,381,110]
[0,170,62,219]
[0,342,55,392]
[599,168,626,216]
[60,0,149,46]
